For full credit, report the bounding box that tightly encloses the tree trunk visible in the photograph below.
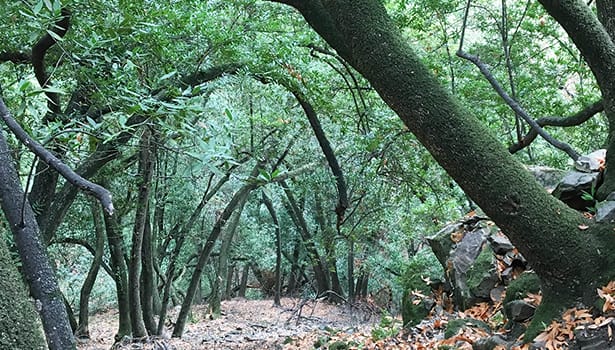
[103,201,132,340]
[273,0,615,339]
[314,192,344,303]
[172,163,261,337]
[141,212,157,334]
[75,200,105,339]
[0,127,75,349]
[238,263,249,298]
[129,128,155,338]
[157,171,232,334]
[262,191,282,306]
[211,196,249,316]
[281,180,330,295]
[347,239,355,302]
[0,237,47,349]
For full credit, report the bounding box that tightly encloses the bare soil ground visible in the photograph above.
[77,297,384,350]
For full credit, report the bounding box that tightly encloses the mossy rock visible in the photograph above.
[503,272,541,305]
[466,245,498,301]
[401,289,430,328]
[444,318,491,339]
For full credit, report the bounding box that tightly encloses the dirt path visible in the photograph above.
[77,297,383,350]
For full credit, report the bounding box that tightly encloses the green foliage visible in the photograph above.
[371,313,401,341]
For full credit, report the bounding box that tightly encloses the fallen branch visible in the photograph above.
[0,97,114,214]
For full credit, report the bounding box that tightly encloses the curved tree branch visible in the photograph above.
[0,98,114,215]
[31,8,71,115]
[509,99,604,153]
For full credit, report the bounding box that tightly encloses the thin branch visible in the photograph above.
[456,50,580,160]
[0,97,114,214]
[509,99,604,153]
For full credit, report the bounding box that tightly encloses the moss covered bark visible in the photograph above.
[0,238,46,349]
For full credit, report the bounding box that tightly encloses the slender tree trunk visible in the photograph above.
[129,128,155,338]
[172,164,261,338]
[314,192,344,302]
[103,198,132,340]
[262,191,282,306]
[0,129,75,350]
[281,180,330,295]
[238,263,249,298]
[347,239,355,302]
[141,213,157,334]
[156,172,231,334]
[75,200,105,339]
[211,197,249,315]
[286,240,302,296]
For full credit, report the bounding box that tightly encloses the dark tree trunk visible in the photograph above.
[281,180,330,295]
[238,263,250,298]
[211,197,249,316]
[141,212,157,335]
[314,192,344,303]
[0,128,75,350]
[286,240,302,296]
[129,128,155,338]
[103,203,132,340]
[75,200,105,339]
[156,171,232,335]
[347,239,355,302]
[262,191,283,306]
[172,164,261,338]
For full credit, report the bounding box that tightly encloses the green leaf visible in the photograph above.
[158,71,177,82]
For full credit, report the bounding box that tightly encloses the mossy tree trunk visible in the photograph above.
[0,237,46,350]
[271,0,615,340]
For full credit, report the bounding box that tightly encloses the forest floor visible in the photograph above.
[76,297,389,350]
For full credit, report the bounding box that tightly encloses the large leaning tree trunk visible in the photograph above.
[270,0,615,340]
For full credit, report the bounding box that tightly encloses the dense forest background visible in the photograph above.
[1,0,613,349]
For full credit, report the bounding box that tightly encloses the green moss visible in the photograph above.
[0,239,45,349]
[466,245,494,292]
[523,292,573,343]
[503,272,541,305]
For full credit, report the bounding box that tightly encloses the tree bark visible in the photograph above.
[129,128,155,338]
[0,128,75,349]
[103,203,132,341]
[75,200,106,339]
[262,191,283,306]
[0,237,46,349]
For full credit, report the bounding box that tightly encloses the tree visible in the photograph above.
[269,0,615,340]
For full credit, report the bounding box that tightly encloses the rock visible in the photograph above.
[596,199,615,223]
[487,231,514,255]
[467,246,498,302]
[574,149,606,173]
[552,171,600,210]
[444,318,491,339]
[473,334,513,350]
[526,165,567,191]
[427,222,464,268]
[505,300,536,322]
[571,319,615,350]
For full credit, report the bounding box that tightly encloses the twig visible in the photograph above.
[0,97,114,214]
